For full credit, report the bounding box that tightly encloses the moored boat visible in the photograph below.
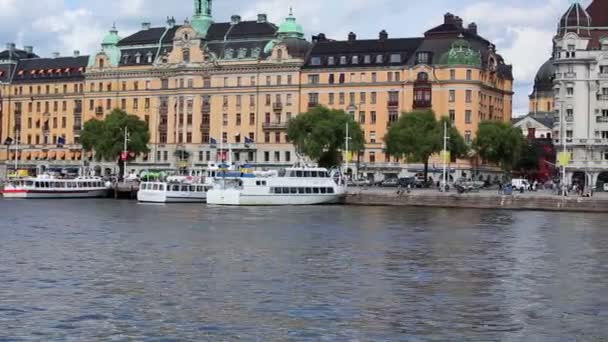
[1,175,110,199]
[207,167,347,206]
[137,181,213,203]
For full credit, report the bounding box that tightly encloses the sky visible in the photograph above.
[0,0,591,116]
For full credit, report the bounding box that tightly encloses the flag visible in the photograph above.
[57,136,66,147]
[4,137,13,146]
[210,138,217,147]
[244,136,254,146]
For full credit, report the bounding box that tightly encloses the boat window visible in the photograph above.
[290,188,297,194]
[304,171,311,177]
[153,184,159,191]
[197,186,203,192]
[305,188,312,194]
[310,171,317,177]
[296,171,303,177]
[328,188,335,194]
[34,182,40,188]
[278,170,286,177]
[298,187,305,194]
[313,188,320,194]
[45,182,51,188]
[181,185,189,192]
[274,188,281,194]
[190,186,196,192]
[282,187,289,194]
[25,181,33,186]
[320,188,327,194]
[141,184,146,190]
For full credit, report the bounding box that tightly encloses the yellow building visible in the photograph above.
[0,4,513,179]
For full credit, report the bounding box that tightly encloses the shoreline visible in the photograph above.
[345,189,608,213]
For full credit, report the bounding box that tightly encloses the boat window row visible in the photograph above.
[255,181,268,186]
[16,180,105,188]
[270,187,335,195]
[285,170,330,178]
[141,183,209,193]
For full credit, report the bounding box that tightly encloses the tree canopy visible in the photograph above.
[286,106,365,168]
[81,109,150,176]
[473,121,525,173]
[384,110,468,181]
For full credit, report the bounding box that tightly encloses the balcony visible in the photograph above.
[159,124,168,131]
[413,100,432,109]
[597,95,608,101]
[273,102,283,111]
[566,116,574,122]
[597,116,608,123]
[200,122,210,130]
[202,104,211,112]
[387,101,399,108]
[599,73,608,79]
[564,72,577,79]
[262,122,288,130]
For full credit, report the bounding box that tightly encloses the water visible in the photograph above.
[0,200,607,341]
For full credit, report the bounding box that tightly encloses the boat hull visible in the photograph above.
[1,189,108,199]
[207,189,345,206]
[137,191,207,203]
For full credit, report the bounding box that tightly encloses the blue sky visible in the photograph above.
[0,0,589,115]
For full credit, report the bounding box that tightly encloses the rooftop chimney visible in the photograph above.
[454,16,463,28]
[444,13,454,24]
[24,46,33,54]
[348,32,356,42]
[167,16,176,28]
[468,23,478,35]
[6,42,15,52]
[379,30,388,41]
[52,52,60,58]
[231,15,241,25]
[312,33,327,43]
[73,50,80,57]
[142,22,151,30]
[257,14,267,23]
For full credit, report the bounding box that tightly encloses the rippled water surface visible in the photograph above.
[1,199,607,341]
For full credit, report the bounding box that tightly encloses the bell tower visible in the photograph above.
[192,0,213,37]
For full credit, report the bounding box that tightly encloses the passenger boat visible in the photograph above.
[1,175,110,199]
[206,167,347,206]
[137,181,213,203]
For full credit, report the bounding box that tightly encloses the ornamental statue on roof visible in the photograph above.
[439,35,482,67]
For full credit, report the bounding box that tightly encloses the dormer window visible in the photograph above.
[238,48,247,59]
[225,48,234,59]
[146,52,153,63]
[327,56,335,65]
[390,53,401,63]
[363,55,371,64]
[135,53,141,64]
[375,54,383,63]
[311,56,321,65]
[417,52,430,64]
[340,56,347,65]
[122,54,129,64]
[352,56,359,64]
[251,47,261,58]
[277,49,283,60]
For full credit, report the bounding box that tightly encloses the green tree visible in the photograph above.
[385,110,468,181]
[515,140,541,177]
[286,106,365,168]
[473,121,525,174]
[81,109,150,178]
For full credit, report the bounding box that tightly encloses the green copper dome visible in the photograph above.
[102,25,121,46]
[277,8,304,39]
[439,37,482,67]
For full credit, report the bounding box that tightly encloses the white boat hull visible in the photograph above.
[1,189,108,199]
[137,190,207,203]
[207,189,345,206]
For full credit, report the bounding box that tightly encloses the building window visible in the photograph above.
[371,72,377,83]
[329,93,335,105]
[416,52,430,64]
[308,74,319,84]
[465,131,471,144]
[328,74,335,84]
[328,56,335,65]
[465,110,472,124]
[375,55,383,63]
[340,56,347,64]
[466,70,472,80]
[449,90,456,102]
[449,110,455,122]
[339,73,345,84]
[339,93,345,105]
[371,92,377,104]
[389,111,398,123]
[371,111,377,124]
[369,152,376,163]
[450,69,456,80]
[567,87,574,96]
[311,57,321,65]
[352,56,359,64]
[465,90,472,103]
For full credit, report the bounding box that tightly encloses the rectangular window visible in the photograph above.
[465,110,472,124]
[466,70,472,80]
[360,92,366,104]
[567,87,574,96]
[329,93,335,105]
[339,93,345,105]
[371,111,377,124]
[359,111,366,124]
[449,90,456,102]
[371,72,377,83]
[449,110,456,122]
[249,113,255,125]
[466,90,472,103]
[465,131,472,144]
[450,69,456,80]
[371,92,377,104]
[308,74,319,84]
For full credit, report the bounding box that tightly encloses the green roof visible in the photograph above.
[102,25,121,46]
[439,38,482,67]
[277,8,304,38]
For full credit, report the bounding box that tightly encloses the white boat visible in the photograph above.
[1,175,110,199]
[207,167,347,206]
[137,182,213,203]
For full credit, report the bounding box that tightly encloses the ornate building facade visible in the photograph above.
[552,0,608,190]
[0,1,513,178]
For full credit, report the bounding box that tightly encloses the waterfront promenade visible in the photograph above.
[346,187,608,213]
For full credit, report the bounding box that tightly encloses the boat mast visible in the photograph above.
[13,130,19,172]
[442,121,449,191]
[123,126,130,180]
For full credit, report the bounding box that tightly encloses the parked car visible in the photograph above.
[399,177,423,188]
[511,178,530,191]
[381,178,400,187]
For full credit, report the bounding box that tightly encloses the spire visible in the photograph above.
[192,0,214,37]
[277,7,305,39]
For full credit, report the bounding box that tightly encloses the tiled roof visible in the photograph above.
[119,48,158,66]
[588,0,608,27]
[11,56,89,84]
[206,21,277,41]
[118,26,181,46]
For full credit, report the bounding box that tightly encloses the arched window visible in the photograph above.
[277,49,283,60]
[99,58,104,69]
[182,48,190,63]
[225,48,234,59]
[417,72,429,82]
[135,53,141,64]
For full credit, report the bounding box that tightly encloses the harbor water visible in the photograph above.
[0,199,607,340]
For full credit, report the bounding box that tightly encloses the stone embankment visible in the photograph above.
[346,188,608,213]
